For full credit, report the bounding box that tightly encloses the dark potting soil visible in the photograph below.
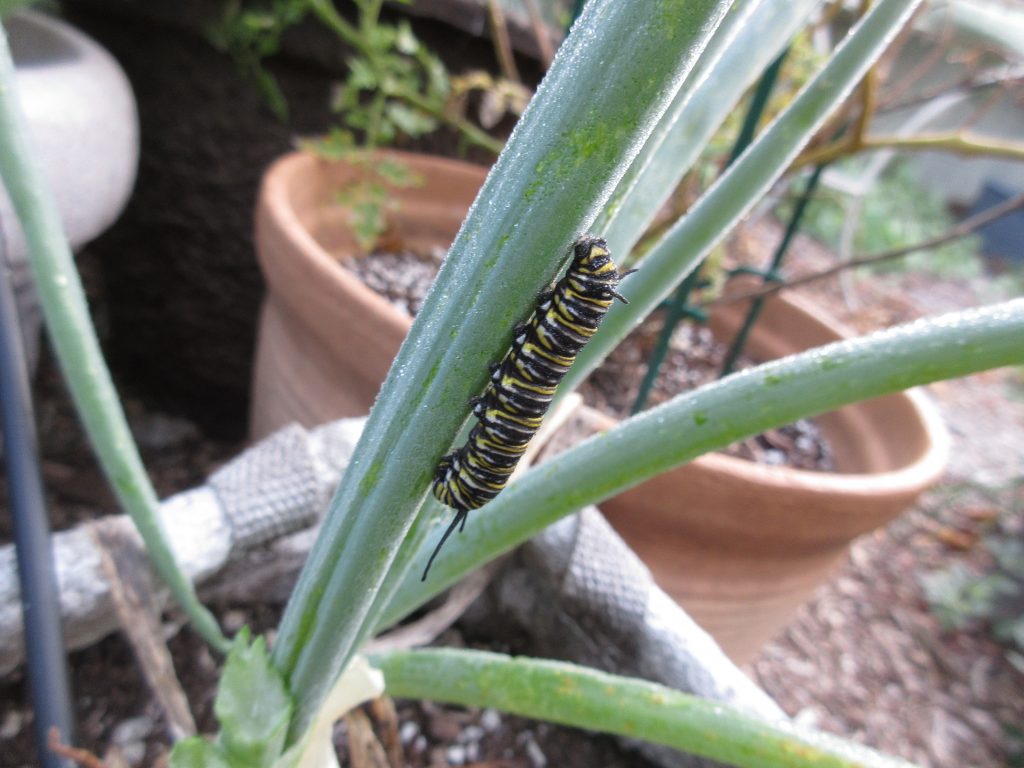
[342,250,834,471]
[1,603,657,767]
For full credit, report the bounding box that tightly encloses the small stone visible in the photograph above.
[480,708,502,732]
[446,744,467,765]
[793,707,821,729]
[0,710,23,739]
[399,720,419,744]
[101,745,132,768]
[524,734,547,768]
[221,610,247,633]
[110,715,153,765]
[427,709,462,742]
[111,715,153,745]
[130,412,199,451]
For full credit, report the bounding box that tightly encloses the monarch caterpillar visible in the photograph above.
[423,235,634,579]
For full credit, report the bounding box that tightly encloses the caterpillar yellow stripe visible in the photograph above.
[423,235,634,579]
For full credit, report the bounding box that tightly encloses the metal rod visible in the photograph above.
[630,270,704,415]
[726,51,789,168]
[718,162,826,376]
[0,225,76,767]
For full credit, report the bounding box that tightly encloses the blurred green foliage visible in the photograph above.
[208,0,309,121]
[776,161,984,279]
[210,0,510,249]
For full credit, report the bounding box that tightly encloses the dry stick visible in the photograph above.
[87,521,198,741]
[799,63,877,195]
[486,0,521,84]
[878,63,1024,115]
[523,0,555,67]
[366,563,499,653]
[343,708,391,768]
[47,728,106,768]
[705,191,1024,308]
[854,65,878,145]
[368,696,404,768]
[795,46,1024,172]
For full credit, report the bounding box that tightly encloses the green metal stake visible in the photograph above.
[630,271,705,414]
[725,52,789,167]
[718,161,827,376]
[631,48,789,413]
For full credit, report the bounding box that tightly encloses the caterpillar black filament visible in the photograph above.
[423,235,634,579]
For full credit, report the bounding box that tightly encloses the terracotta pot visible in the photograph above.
[250,150,489,438]
[582,285,950,664]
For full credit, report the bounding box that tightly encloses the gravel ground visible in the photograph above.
[752,486,1024,767]
[738,218,1024,767]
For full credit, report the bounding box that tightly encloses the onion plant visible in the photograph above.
[3,1,1023,767]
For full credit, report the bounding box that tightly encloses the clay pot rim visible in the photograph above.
[582,383,949,497]
[709,386,948,490]
[622,276,950,495]
[258,149,487,333]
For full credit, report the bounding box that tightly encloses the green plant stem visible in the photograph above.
[401,89,504,154]
[594,0,824,260]
[360,0,384,33]
[362,0,389,149]
[379,299,1024,626]
[271,0,734,742]
[362,0,732,632]
[566,0,922,395]
[376,648,919,768]
[0,29,228,651]
[309,0,361,48]
[367,90,387,149]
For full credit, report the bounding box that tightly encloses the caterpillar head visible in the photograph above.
[572,235,613,275]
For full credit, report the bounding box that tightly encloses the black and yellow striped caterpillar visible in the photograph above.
[422,235,634,579]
